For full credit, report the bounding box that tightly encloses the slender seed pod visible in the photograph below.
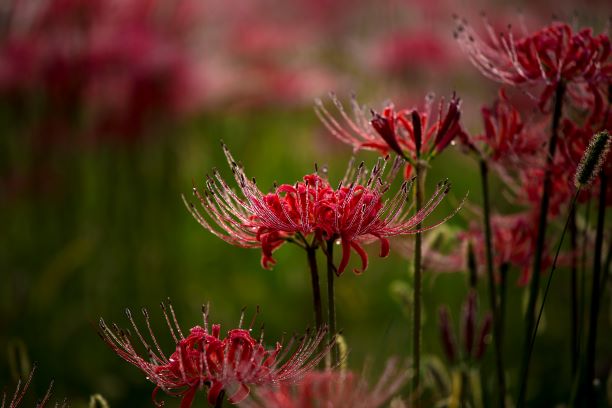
[575,130,611,188]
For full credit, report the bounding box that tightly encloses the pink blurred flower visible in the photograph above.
[99,303,331,407]
[185,145,457,275]
[241,359,409,408]
[0,0,204,143]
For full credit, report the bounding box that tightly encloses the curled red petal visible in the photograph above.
[207,381,224,406]
[350,241,369,274]
[337,239,351,276]
[180,386,198,408]
[227,383,251,404]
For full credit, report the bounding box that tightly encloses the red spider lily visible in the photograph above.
[240,358,409,408]
[185,145,458,275]
[438,290,492,364]
[315,93,465,174]
[462,89,547,165]
[99,302,331,407]
[455,18,611,109]
[1,367,62,408]
[184,143,333,269]
[316,156,457,275]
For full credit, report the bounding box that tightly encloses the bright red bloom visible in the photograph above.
[185,145,457,274]
[241,359,409,408]
[315,157,457,275]
[1,367,60,408]
[315,93,465,173]
[438,290,492,364]
[99,303,330,407]
[455,19,611,108]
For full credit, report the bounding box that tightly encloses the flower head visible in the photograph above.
[240,359,409,408]
[315,93,465,172]
[185,144,459,275]
[455,17,611,108]
[1,367,62,408]
[99,302,331,407]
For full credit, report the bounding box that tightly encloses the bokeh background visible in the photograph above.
[0,0,610,406]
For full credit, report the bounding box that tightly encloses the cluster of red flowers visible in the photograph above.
[99,303,331,407]
[185,144,455,275]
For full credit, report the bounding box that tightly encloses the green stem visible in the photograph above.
[570,205,579,375]
[499,263,509,344]
[326,239,339,366]
[517,81,565,408]
[525,191,580,389]
[306,246,323,331]
[412,161,426,405]
[583,172,607,407]
[479,159,506,408]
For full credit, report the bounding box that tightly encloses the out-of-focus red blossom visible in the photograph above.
[438,290,492,364]
[462,213,552,286]
[461,89,547,166]
[185,145,457,275]
[240,359,409,408]
[99,303,331,407]
[0,0,204,143]
[455,18,611,109]
[315,93,465,177]
[1,367,61,408]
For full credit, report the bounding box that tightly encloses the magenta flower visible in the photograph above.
[454,18,611,108]
[240,358,409,408]
[185,144,458,275]
[1,367,61,408]
[315,93,465,176]
[99,302,331,407]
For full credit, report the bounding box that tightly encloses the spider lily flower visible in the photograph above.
[315,93,465,174]
[438,291,492,364]
[185,145,459,275]
[316,156,457,275]
[1,367,62,408]
[454,17,611,109]
[240,358,409,408]
[99,302,331,407]
[184,143,333,269]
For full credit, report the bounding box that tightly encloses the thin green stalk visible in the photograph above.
[479,159,506,408]
[570,206,579,375]
[583,172,607,407]
[517,81,565,408]
[306,246,323,331]
[524,191,580,389]
[578,201,591,352]
[326,239,339,366]
[499,263,509,343]
[412,160,426,405]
